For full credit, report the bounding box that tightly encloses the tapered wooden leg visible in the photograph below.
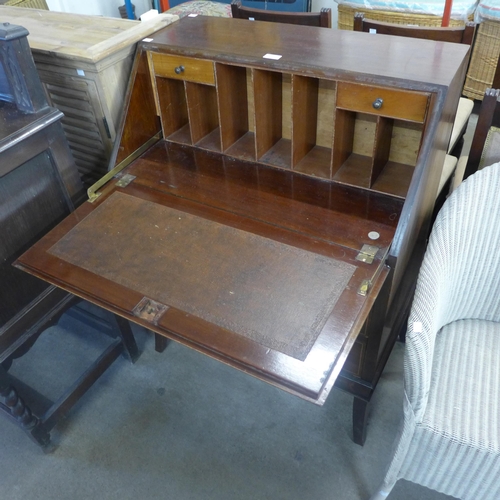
[113,314,139,362]
[353,396,369,446]
[155,333,170,353]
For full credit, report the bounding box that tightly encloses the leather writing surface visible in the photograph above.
[49,192,356,360]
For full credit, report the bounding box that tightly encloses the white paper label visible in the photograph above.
[142,38,154,42]
[263,53,282,60]
[188,13,198,17]
[76,69,85,76]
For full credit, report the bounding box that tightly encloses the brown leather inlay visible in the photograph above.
[49,192,355,360]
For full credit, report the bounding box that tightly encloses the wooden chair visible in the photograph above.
[354,13,476,159]
[353,13,475,44]
[463,87,500,180]
[230,1,332,28]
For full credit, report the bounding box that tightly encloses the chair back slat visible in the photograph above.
[464,88,500,179]
[353,13,475,45]
[231,1,331,28]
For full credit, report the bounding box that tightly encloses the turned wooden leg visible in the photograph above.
[0,367,50,448]
[155,333,169,353]
[352,396,370,446]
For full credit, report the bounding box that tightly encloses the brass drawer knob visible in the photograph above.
[174,65,185,74]
[372,98,383,109]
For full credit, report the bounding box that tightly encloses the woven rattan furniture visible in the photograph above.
[463,0,500,101]
[370,163,500,500]
[463,21,500,99]
[0,0,48,8]
[338,3,470,31]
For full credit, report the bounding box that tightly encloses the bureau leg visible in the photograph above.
[155,333,170,353]
[352,396,369,446]
[113,314,139,362]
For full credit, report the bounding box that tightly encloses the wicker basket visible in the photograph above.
[463,20,500,100]
[338,3,467,30]
[5,0,48,8]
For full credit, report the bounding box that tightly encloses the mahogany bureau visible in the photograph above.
[16,17,470,444]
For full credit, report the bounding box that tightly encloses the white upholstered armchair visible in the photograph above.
[370,162,500,500]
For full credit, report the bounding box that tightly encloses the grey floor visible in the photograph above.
[1,113,478,500]
[3,318,453,500]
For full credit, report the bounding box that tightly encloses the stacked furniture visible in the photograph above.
[0,6,178,187]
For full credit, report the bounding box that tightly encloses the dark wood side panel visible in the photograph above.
[112,48,161,168]
[389,54,468,300]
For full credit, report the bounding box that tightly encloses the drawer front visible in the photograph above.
[337,82,429,123]
[151,52,215,85]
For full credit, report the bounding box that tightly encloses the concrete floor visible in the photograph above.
[1,110,478,500]
[2,317,454,500]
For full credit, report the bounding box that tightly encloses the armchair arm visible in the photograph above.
[404,162,500,420]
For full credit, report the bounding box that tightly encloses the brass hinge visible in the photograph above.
[115,174,136,188]
[358,279,371,296]
[356,245,390,296]
[355,244,379,264]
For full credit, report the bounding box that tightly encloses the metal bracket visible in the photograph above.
[355,244,379,264]
[87,132,161,203]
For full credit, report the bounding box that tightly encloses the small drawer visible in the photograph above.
[151,52,215,85]
[337,82,429,123]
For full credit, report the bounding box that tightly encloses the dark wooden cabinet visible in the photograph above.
[15,17,469,444]
[0,22,138,448]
